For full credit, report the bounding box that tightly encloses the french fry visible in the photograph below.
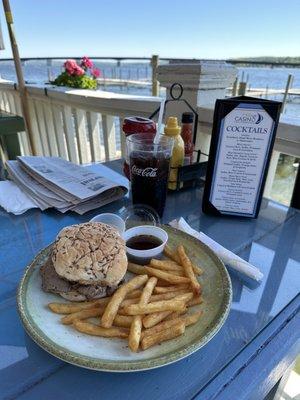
[117,307,130,316]
[126,289,142,299]
[48,297,110,314]
[121,286,188,307]
[128,277,157,352]
[191,263,203,275]
[120,297,139,307]
[164,311,185,321]
[149,262,185,277]
[127,262,148,275]
[141,293,192,327]
[141,318,181,339]
[142,310,173,328]
[164,244,203,275]
[73,319,129,339]
[61,307,105,325]
[126,290,190,305]
[145,266,190,285]
[61,307,133,328]
[156,280,171,287]
[141,311,203,339]
[188,296,203,307]
[124,299,186,315]
[166,311,202,324]
[177,245,201,295]
[150,290,191,302]
[163,270,185,277]
[101,275,148,328]
[154,284,190,294]
[172,292,194,304]
[113,315,133,328]
[142,308,187,328]
[150,259,183,272]
[164,244,181,263]
[184,311,203,325]
[141,321,185,350]
[129,262,185,277]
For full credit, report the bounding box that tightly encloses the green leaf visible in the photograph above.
[51,71,97,89]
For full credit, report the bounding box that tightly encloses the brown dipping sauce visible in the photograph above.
[126,235,162,250]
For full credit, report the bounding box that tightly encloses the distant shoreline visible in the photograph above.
[0,56,300,68]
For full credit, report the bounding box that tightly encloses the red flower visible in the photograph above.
[91,68,101,78]
[64,59,78,75]
[73,65,85,76]
[81,56,93,69]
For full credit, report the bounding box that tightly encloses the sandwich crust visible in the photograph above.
[52,222,127,286]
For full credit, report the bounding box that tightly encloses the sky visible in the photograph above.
[0,0,299,59]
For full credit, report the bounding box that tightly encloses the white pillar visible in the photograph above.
[157,61,237,156]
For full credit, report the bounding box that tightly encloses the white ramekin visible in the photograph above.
[90,213,125,236]
[123,225,168,265]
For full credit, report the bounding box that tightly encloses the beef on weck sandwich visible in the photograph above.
[40,222,128,301]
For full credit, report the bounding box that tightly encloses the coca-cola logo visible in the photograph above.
[131,165,157,177]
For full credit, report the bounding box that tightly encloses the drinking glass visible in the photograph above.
[126,133,174,217]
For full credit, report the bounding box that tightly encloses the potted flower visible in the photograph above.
[52,56,101,89]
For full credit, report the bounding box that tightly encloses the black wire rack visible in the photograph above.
[149,83,208,191]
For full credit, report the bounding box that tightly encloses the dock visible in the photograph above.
[248,88,300,97]
[97,78,151,87]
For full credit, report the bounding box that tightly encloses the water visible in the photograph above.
[238,66,300,89]
[0,60,152,87]
[0,60,299,116]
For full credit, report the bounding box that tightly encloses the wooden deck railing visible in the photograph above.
[0,80,299,161]
[0,80,160,163]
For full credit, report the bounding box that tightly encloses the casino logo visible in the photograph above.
[234,113,264,124]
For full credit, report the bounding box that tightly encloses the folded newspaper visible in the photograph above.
[4,156,128,215]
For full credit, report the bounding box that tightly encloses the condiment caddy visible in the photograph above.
[148,83,208,191]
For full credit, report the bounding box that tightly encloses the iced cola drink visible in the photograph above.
[127,133,174,217]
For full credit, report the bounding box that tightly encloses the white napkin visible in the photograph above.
[0,180,38,215]
[169,217,263,281]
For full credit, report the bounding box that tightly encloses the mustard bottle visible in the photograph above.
[164,117,184,190]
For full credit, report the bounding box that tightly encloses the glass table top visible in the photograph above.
[0,160,299,399]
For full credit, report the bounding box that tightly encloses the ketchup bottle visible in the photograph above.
[122,117,156,179]
[181,112,194,164]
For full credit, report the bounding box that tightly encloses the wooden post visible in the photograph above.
[46,59,53,82]
[238,81,247,95]
[151,55,159,96]
[232,77,238,96]
[281,74,293,114]
[263,150,280,199]
[2,0,36,155]
[265,85,269,99]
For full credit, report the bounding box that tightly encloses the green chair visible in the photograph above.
[0,111,25,160]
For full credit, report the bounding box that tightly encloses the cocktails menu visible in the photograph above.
[203,96,281,218]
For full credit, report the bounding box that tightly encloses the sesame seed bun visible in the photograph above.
[51,222,127,287]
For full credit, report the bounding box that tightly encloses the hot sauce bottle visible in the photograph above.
[181,112,194,165]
